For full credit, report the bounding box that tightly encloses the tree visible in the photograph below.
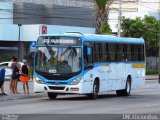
[121,16,160,55]
[99,23,112,34]
[121,17,144,38]
[143,16,160,48]
[94,0,115,34]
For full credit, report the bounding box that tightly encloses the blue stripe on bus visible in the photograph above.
[37,34,144,44]
[34,71,84,85]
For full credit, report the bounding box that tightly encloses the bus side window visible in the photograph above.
[84,46,93,68]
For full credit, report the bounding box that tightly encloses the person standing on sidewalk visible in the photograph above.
[0,69,7,96]
[20,59,30,94]
[11,57,20,94]
[8,56,15,93]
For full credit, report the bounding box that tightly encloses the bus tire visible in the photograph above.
[87,80,99,100]
[47,92,57,100]
[116,78,131,96]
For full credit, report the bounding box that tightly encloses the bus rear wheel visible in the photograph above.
[87,80,99,100]
[47,92,57,100]
[116,78,131,96]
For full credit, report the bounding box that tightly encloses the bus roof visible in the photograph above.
[83,34,144,44]
[39,33,144,44]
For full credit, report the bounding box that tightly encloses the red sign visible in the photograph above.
[42,25,47,34]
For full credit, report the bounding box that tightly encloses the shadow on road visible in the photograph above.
[42,93,124,101]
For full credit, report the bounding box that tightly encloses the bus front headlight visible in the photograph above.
[34,76,44,84]
[70,77,82,85]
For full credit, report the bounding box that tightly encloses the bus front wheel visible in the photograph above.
[47,92,57,100]
[87,80,99,100]
[116,78,131,96]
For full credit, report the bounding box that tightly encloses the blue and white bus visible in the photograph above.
[34,33,145,99]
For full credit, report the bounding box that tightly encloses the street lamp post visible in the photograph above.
[158,9,160,83]
[18,24,22,61]
[118,0,122,37]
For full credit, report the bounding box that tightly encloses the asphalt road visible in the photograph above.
[0,80,160,114]
[0,79,160,120]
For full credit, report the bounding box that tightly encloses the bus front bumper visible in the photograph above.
[34,81,83,94]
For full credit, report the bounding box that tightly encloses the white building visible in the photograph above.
[108,0,160,32]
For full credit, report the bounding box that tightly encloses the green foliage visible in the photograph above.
[121,16,160,49]
[146,70,159,75]
[99,23,112,34]
[143,16,160,48]
[95,0,108,10]
[29,66,34,80]
[121,17,144,38]
[0,53,12,62]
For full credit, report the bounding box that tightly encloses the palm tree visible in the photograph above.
[94,0,115,33]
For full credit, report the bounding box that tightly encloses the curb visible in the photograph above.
[0,93,45,101]
[145,78,159,80]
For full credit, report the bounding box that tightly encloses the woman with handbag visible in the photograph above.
[20,59,30,94]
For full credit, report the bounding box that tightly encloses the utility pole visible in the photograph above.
[118,0,122,37]
[18,24,22,61]
[158,9,160,83]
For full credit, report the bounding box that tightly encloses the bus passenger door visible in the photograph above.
[83,45,94,93]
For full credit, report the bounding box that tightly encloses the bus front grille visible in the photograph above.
[47,82,68,85]
[48,86,65,90]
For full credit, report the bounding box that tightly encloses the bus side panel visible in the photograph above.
[82,64,111,94]
[108,63,123,90]
[126,62,145,89]
[115,62,126,90]
[97,64,110,92]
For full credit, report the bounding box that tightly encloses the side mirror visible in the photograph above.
[85,64,93,70]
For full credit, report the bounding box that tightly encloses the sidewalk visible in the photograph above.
[145,75,159,80]
[0,75,160,101]
[0,80,45,101]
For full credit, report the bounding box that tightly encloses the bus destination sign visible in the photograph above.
[37,36,82,46]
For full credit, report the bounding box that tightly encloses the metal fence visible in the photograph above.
[146,57,159,70]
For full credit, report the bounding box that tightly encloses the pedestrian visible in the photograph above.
[8,56,15,93]
[20,59,30,94]
[0,69,7,96]
[10,57,20,94]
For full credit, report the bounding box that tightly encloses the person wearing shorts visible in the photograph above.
[20,59,30,94]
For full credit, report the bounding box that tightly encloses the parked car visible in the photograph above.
[0,62,24,80]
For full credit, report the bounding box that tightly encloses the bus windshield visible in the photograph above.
[35,46,82,75]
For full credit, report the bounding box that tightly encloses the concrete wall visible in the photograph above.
[0,24,19,41]
[0,24,95,41]
[22,25,95,42]
[146,57,159,70]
